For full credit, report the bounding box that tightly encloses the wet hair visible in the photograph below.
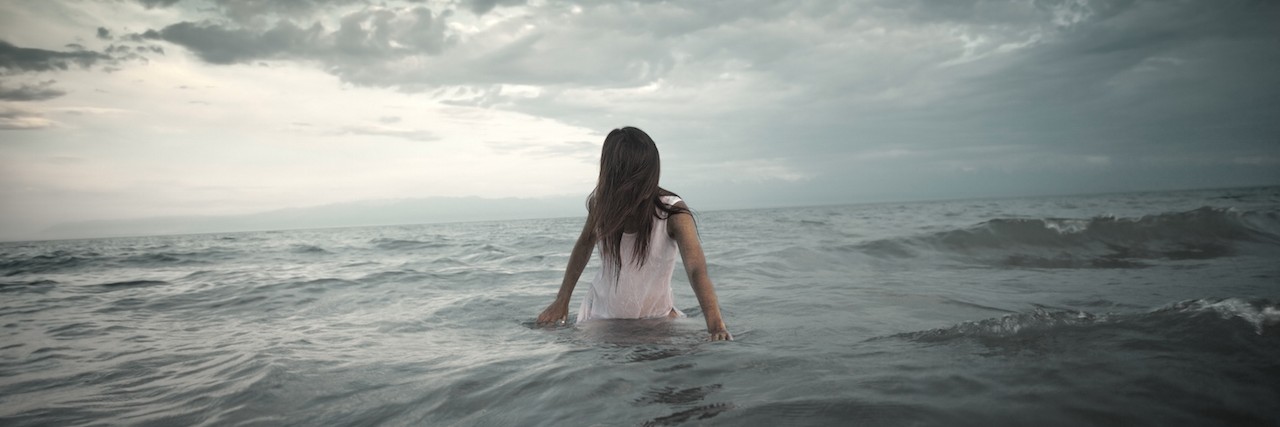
[586,127,689,272]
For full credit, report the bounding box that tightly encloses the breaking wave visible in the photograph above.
[854,207,1280,268]
[891,298,1280,343]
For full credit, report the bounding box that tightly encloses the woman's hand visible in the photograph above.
[708,327,733,341]
[536,300,570,326]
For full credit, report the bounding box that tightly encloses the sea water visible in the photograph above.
[1,186,1277,426]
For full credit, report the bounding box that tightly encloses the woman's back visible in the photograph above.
[578,195,683,321]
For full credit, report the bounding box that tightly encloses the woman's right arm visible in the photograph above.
[536,220,595,325]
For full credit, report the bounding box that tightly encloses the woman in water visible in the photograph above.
[536,127,732,341]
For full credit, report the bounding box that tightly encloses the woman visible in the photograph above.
[536,127,731,341]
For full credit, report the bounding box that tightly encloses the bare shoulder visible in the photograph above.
[667,201,695,238]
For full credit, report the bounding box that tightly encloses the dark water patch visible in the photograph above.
[370,238,447,251]
[283,278,357,293]
[1001,254,1150,269]
[429,295,522,322]
[179,270,215,280]
[460,252,512,264]
[47,322,105,338]
[937,297,1017,313]
[720,399,944,427]
[115,250,230,267]
[290,244,330,254]
[95,297,148,313]
[97,280,169,289]
[358,270,429,285]
[0,280,57,293]
[625,347,692,363]
[205,295,270,311]
[120,253,180,264]
[0,251,89,276]
[635,384,722,406]
[1059,298,1147,310]
[654,363,696,374]
[643,402,734,426]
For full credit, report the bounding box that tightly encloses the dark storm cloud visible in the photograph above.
[466,0,526,15]
[154,21,323,64]
[150,6,450,65]
[0,80,66,101]
[878,0,1280,155]
[0,40,110,74]
[136,0,369,24]
[138,0,180,8]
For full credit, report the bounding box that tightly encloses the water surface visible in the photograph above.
[2,186,1278,426]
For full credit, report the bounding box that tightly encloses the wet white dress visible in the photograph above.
[577,195,686,322]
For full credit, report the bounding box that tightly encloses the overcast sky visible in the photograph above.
[1,0,1278,240]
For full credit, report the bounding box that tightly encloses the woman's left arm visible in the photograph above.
[669,202,731,341]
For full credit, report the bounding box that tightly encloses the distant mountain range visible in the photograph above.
[40,196,587,240]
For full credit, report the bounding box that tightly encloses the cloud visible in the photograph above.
[0,40,111,74]
[150,20,321,64]
[137,0,180,9]
[147,6,451,65]
[97,27,112,40]
[486,139,596,161]
[334,124,439,142]
[466,0,526,15]
[0,106,55,130]
[0,80,67,101]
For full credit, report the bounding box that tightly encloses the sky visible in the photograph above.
[1,0,1278,240]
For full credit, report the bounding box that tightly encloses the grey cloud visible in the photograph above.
[136,0,370,24]
[0,106,53,130]
[148,3,686,88]
[138,0,180,8]
[212,0,367,24]
[152,6,450,65]
[156,20,324,64]
[917,0,1280,151]
[0,80,66,101]
[0,40,144,75]
[97,27,112,40]
[0,40,106,73]
[467,0,526,15]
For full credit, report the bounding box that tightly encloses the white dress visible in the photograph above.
[577,195,686,322]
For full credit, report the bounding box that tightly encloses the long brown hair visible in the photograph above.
[586,127,688,271]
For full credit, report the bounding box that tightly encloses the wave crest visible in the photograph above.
[855,207,1279,267]
[891,298,1279,344]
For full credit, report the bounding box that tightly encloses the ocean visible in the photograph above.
[1,186,1277,426]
